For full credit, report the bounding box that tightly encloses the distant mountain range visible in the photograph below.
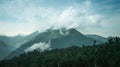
[86,34,108,43]
[0,31,39,60]
[4,28,107,60]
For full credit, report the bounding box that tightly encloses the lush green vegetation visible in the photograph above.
[0,37,120,67]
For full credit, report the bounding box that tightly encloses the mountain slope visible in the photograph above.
[0,35,24,48]
[5,28,102,60]
[0,31,39,48]
[51,29,101,48]
[0,31,39,60]
[0,40,13,60]
[86,34,108,42]
[5,29,63,60]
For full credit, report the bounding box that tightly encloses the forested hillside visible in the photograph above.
[0,37,120,67]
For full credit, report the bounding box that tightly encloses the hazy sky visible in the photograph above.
[0,0,120,37]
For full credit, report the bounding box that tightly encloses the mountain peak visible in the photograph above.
[68,28,77,32]
[68,28,83,35]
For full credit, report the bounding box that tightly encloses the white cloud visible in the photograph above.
[0,0,102,34]
[0,0,119,37]
[25,41,51,52]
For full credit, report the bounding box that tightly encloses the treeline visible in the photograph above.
[0,37,120,67]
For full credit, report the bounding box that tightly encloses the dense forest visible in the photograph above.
[0,37,120,67]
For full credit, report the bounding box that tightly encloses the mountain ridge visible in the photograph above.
[86,34,108,42]
[5,28,102,60]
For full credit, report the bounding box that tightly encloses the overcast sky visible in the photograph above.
[0,0,120,37]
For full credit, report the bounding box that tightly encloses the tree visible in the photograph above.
[115,37,119,44]
[108,38,114,44]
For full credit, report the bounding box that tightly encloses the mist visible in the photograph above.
[25,41,51,52]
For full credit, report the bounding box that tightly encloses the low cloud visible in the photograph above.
[25,41,51,52]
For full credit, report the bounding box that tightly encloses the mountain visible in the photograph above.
[5,28,102,60]
[24,31,39,42]
[0,35,22,60]
[0,40,14,60]
[5,29,63,60]
[0,35,24,48]
[86,34,108,43]
[51,29,101,48]
[0,31,39,60]
[0,31,39,48]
